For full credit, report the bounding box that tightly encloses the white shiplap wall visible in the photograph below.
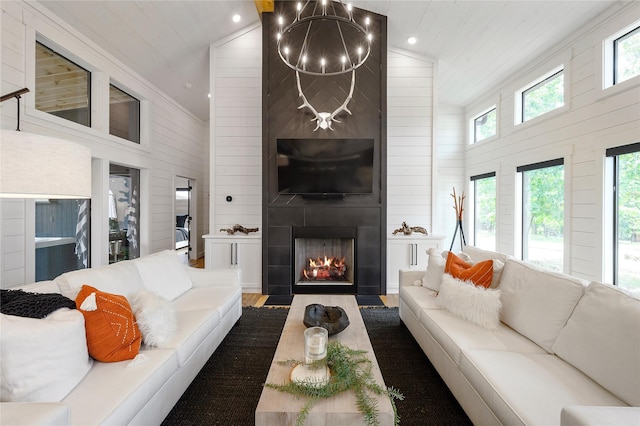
[209,26,263,234]
[435,104,467,248]
[1,1,208,287]
[464,2,640,281]
[386,50,437,236]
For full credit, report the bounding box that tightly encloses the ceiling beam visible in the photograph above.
[254,0,274,17]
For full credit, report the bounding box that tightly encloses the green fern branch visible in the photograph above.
[264,341,404,426]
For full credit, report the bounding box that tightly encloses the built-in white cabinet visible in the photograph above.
[387,235,445,293]
[203,234,261,292]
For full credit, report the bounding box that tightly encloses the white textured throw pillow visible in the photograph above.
[435,274,502,330]
[0,309,92,402]
[130,291,177,348]
[422,248,446,291]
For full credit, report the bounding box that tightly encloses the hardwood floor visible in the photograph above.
[189,257,399,308]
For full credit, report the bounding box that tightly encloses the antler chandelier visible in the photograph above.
[276,0,373,130]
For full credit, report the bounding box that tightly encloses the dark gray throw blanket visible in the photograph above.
[0,289,76,319]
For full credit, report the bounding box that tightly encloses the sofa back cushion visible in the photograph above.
[462,245,508,288]
[0,309,92,402]
[133,250,193,301]
[553,281,640,406]
[499,259,586,353]
[17,280,61,294]
[56,260,145,300]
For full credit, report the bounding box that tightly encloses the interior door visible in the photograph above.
[175,177,192,260]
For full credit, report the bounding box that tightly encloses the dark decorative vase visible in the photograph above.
[303,304,350,336]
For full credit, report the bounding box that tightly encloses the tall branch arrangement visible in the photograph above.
[451,187,465,221]
[449,187,467,250]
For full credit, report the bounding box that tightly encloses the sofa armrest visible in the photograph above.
[184,267,240,288]
[561,406,640,426]
[400,270,424,287]
[0,402,70,426]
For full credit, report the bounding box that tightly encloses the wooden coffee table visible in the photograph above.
[255,294,394,425]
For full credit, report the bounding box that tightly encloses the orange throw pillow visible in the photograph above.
[444,251,494,288]
[76,285,141,362]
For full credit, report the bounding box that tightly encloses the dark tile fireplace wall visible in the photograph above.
[261,2,388,296]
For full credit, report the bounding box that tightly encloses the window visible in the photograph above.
[109,84,140,143]
[606,143,640,292]
[614,26,640,85]
[35,41,90,127]
[35,199,90,280]
[518,159,564,271]
[471,172,496,250]
[521,69,564,122]
[473,108,496,143]
[109,164,140,263]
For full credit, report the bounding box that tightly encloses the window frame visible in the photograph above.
[520,68,564,123]
[517,158,565,271]
[35,40,92,127]
[514,64,567,126]
[470,172,497,250]
[605,142,640,288]
[470,107,497,144]
[613,26,640,85]
[602,20,640,91]
[109,82,141,144]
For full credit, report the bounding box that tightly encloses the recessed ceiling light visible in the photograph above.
[407,37,417,45]
[232,14,241,23]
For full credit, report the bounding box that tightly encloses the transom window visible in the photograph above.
[614,26,640,85]
[35,41,90,127]
[109,84,140,144]
[473,108,496,143]
[521,69,564,122]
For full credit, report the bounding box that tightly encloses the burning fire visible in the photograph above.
[303,256,347,280]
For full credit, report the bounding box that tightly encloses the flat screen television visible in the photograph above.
[277,138,375,195]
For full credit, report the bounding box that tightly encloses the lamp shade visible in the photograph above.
[0,130,91,199]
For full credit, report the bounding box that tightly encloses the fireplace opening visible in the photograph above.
[292,227,357,294]
[295,238,354,285]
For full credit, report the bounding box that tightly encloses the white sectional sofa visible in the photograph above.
[1,250,242,425]
[399,245,640,426]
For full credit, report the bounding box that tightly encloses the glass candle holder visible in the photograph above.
[304,326,328,365]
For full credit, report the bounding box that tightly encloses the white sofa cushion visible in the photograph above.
[553,281,640,406]
[55,260,145,300]
[0,309,92,402]
[419,309,546,366]
[17,280,60,294]
[134,250,193,301]
[162,309,220,366]
[460,350,627,426]
[61,348,178,425]
[561,406,640,426]
[499,259,586,352]
[399,286,440,318]
[462,246,508,288]
[0,402,70,426]
[173,285,241,319]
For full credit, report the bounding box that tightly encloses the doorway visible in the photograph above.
[175,177,192,263]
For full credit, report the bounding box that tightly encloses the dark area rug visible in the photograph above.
[161,306,471,426]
